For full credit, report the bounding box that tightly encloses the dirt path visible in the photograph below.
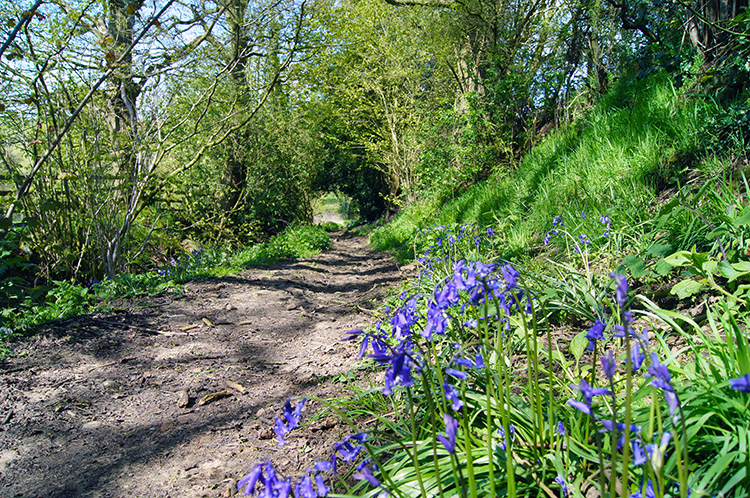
[0,233,405,498]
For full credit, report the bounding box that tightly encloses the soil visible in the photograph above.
[0,232,406,498]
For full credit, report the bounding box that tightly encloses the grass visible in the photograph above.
[1,223,331,339]
[371,72,717,264]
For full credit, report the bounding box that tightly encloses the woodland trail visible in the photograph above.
[0,233,405,498]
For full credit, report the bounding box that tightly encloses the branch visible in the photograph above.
[159,0,309,184]
[0,0,43,61]
[1,0,178,235]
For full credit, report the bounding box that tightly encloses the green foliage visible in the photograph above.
[372,72,715,263]
[2,225,330,337]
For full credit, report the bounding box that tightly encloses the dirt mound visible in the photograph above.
[0,233,405,498]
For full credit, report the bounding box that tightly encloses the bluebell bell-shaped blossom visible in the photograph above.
[295,474,317,498]
[313,473,329,497]
[314,458,336,476]
[354,458,382,489]
[454,352,485,370]
[555,474,569,498]
[377,340,419,395]
[422,303,447,340]
[238,461,292,498]
[580,233,591,245]
[333,433,368,463]
[600,420,641,451]
[602,350,616,380]
[498,423,515,450]
[500,264,520,290]
[612,311,634,337]
[452,261,477,292]
[435,282,460,309]
[586,319,606,351]
[553,215,564,227]
[646,353,674,392]
[630,480,656,498]
[630,342,645,371]
[568,379,612,415]
[274,398,306,447]
[729,373,750,392]
[438,413,459,454]
[610,273,628,308]
[444,382,463,411]
[632,439,647,466]
[556,421,566,436]
[446,366,468,380]
[390,296,420,340]
[645,432,670,473]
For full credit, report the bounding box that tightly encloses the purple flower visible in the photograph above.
[580,233,591,245]
[500,264,520,290]
[437,413,458,454]
[556,420,566,436]
[423,304,447,339]
[586,319,606,351]
[632,439,647,466]
[581,210,587,219]
[333,433,367,462]
[610,273,628,308]
[555,474,569,498]
[498,423,515,450]
[487,227,495,237]
[630,342,645,371]
[729,373,750,392]
[274,398,306,446]
[434,282,460,309]
[238,463,263,495]
[453,261,477,292]
[354,459,381,488]
[630,479,656,498]
[237,461,292,497]
[602,350,616,380]
[444,382,463,411]
[553,215,564,227]
[646,353,674,392]
[373,340,419,395]
[295,474,317,498]
[600,420,641,450]
[568,379,612,415]
[544,232,552,246]
[446,367,468,380]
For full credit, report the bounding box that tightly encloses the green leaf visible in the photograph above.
[646,243,673,259]
[706,225,729,240]
[702,260,718,275]
[654,258,674,276]
[719,260,739,280]
[664,250,692,267]
[733,206,750,227]
[569,331,588,363]
[622,255,647,278]
[670,279,705,299]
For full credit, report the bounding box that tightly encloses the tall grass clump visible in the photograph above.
[371,72,717,262]
[236,221,749,498]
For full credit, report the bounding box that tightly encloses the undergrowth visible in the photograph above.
[0,224,331,344]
